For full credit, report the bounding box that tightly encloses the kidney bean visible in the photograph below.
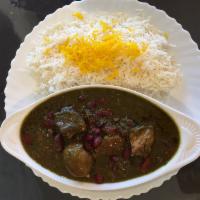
[127,119,134,127]
[94,173,104,184]
[104,126,117,135]
[96,109,112,117]
[54,134,64,152]
[92,136,102,148]
[87,100,97,109]
[83,134,94,143]
[47,112,54,120]
[140,157,151,173]
[110,155,119,162]
[78,95,86,101]
[43,118,55,129]
[90,127,101,135]
[97,97,107,105]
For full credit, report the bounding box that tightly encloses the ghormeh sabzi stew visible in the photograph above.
[21,88,180,183]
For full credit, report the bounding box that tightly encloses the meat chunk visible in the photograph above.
[130,126,154,157]
[96,135,124,156]
[55,106,86,139]
[63,143,93,177]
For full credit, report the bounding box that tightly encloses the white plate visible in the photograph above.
[4,0,200,199]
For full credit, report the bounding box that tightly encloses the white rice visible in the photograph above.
[27,12,181,97]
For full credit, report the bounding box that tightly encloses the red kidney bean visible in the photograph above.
[140,157,151,173]
[110,155,119,162]
[94,173,104,184]
[78,95,86,101]
[127,119,133,127]
[47,112,54,120]
[97,97,107,105]
[87,100,97,109]
[92,136,102,148]
[84,134,94,143]
[104,126,117,135]
[122,147,131,160]
[54,134,64,152]
[96,109,112,117]
[43,118,55,129]
[90,127,101,135]
[22,133,32,145]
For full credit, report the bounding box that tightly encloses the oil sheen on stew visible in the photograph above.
[21,88,180,184]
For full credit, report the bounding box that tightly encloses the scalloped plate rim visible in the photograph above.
[4,0,200,199]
